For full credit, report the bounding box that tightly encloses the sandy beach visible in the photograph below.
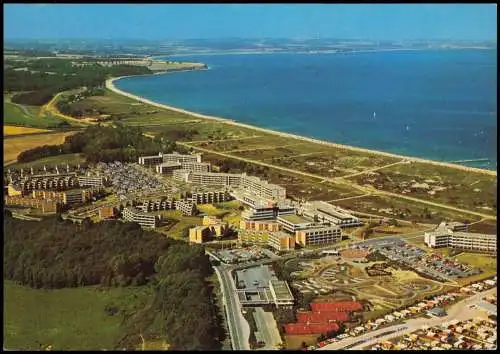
[106,75,496,177]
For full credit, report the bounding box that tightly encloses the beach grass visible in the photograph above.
[3,280,152,351]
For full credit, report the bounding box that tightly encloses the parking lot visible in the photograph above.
[364,241,480,281]
[94,162,168,200]
[215,246,269,265]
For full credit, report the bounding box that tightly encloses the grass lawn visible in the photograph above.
[156,210,202,239]
[4,126,52,136]
[454,253,497,285]
[3,131,78,164]
[285,334,318,349]
[3,100,65,129]
[3,280,153,351]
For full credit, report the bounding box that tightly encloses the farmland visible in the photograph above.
[4,125,51,136]
[3,131,77,164]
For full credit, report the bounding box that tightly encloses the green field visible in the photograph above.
[3,100,64,129]
[3,280,153,351]
[6,153,87,170]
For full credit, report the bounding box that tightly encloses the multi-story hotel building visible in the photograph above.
[295,225,342,247]
[190,190,230,204]
[239,220,282,232]
[32,188,93,205]
[162,152,202,164]
[180,162,211,173]
[137,199,176,212]
[4,196,60,213]
[188,171,243,186]
[155,162,183,175]
[301,201,361,228]
[425,230,496,254]
[20,173,79,194]
[122,206,158,228]
[138,153,164,166]
[173,169,191,183]
[240,174,286,201]
[268,232,296,251]
[238,231,270,244]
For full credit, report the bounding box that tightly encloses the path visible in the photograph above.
[178,142,496,220]
[328,193,371,203]
[40,91,95,125]
[340,160,406,179]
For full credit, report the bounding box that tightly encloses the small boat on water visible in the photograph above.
[372,111,376,119]
[405,125,410,131]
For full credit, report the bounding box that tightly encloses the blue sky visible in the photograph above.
[4,4,497,41]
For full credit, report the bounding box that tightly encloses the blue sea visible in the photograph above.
[115,50,497,170]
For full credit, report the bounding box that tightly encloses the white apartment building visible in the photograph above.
[301,201,361,228]
[155,162,182,175]
[295,225,342,247]
[190,171,243,186]
[424,230,496,254]
[180,162,211,173]
[451,232,496,253]
[162,152,202,164]
[138,153,164,166]
[240,174,286,201]
[123,206,158,228]
[173,169,191,183]
[190,190,229,204]
[77,175,105,188]
[242,204,296,222]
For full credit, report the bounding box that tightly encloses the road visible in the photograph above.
[215,265,250,350]
[318,287,497,350]
[40,91,94,125]
[178,142,496,220]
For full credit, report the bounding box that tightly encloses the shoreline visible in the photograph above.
[150,46,495,59]
[105,74,496,177]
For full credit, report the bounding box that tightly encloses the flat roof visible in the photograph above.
[278,214,311,225]
[270,280,294,301]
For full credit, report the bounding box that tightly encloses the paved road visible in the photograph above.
[215,266,250,350]
[179,142,496,220]
[253,307,282,350]
[318,287,497,350]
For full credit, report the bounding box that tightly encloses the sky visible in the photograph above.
[3,4,497,41]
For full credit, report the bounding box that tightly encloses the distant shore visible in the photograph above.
[106,73,496,177]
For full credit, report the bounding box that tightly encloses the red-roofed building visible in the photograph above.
[311,301,363,312]
[284,323,340,335]
[296,311,350,323]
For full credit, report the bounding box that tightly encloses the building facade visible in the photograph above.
[77,175,105,188]
[295,225,343,247]
[162,152,202,164]
[4,196,59,213]
[424,230,496,254]
[122,206,158,228]
[20,173,79,194]
[190,190,230,204]
[268,232,296,251]
[239,220,282,232]
[238,231,270,244]
[155,162,182,175]
[189,226,211,244]
[180,162,211,173]
[138,153,163,166]
[277,214,316,233]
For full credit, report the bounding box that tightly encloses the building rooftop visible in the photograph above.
[269,280,294,301]
[278,214,311,225]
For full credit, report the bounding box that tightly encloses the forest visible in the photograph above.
[3,211,223,350]
[17,123,177,164]
[4,58,151,106]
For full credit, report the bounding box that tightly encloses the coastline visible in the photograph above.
[105,75,496,177]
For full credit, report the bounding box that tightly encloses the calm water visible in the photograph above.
[115,50,497,169]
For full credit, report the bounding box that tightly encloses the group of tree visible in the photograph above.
[3,211,224,350]
[17,123,176,164]
[4,58,151,106]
